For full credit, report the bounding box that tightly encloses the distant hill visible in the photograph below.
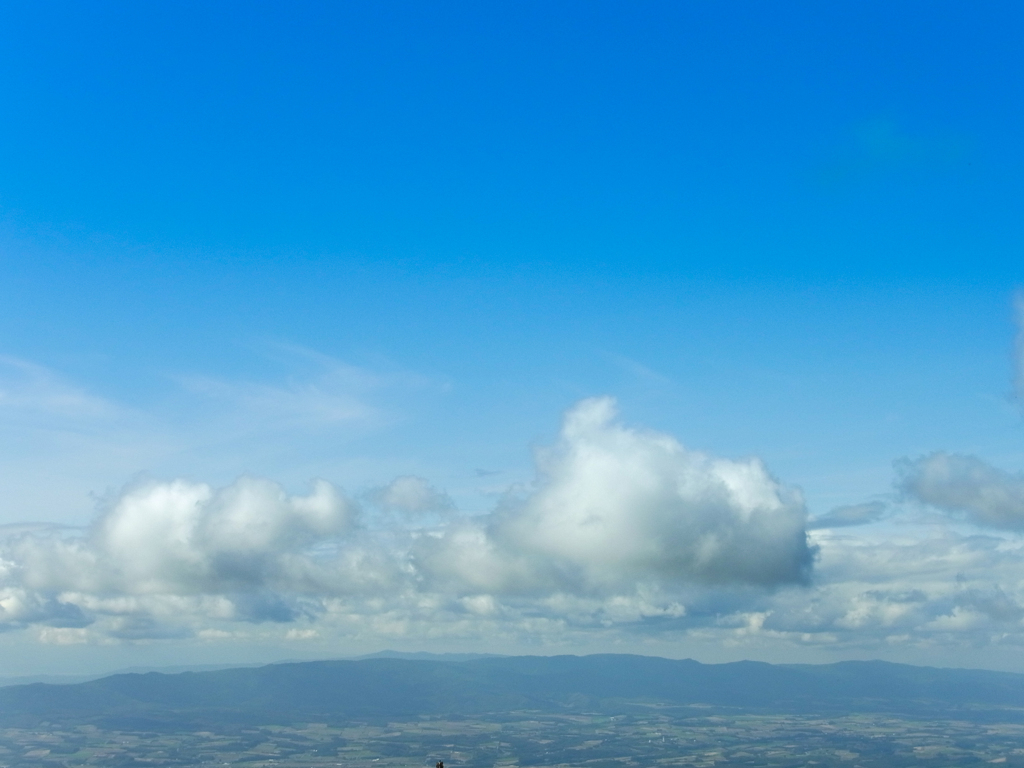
[2,655,1024,730]
[354,650,506,662]
[0,662,265,689]
[0,655,494,692]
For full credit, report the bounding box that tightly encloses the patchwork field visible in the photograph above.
[3,707,1024,768]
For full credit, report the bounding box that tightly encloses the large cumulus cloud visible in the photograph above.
[418,398,814,595]
[0,476,410,634]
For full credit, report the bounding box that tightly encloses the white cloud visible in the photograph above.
[368,476,454,517]
[93,476,354,594]
[285,628,319,640]
[0,476,378,634]
[37,627,91,645]
[418,398,814,596]
[808,501,887,529]
[757,528,1024,648]
[897,452,1024,530]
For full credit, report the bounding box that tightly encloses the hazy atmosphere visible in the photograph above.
[1,2,1023,676]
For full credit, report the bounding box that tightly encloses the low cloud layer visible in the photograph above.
[5,398,1024,663]
[0,398,815,644]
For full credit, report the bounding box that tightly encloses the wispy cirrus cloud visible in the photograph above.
[178,374,375,429]
[0,356,167,524]
[171,343,446,443]
[0,356,123,422]
[1014,291,1024,405]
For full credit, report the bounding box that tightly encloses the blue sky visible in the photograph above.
[1,1,1024,675]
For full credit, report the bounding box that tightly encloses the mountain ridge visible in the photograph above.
[3,654,1023,730]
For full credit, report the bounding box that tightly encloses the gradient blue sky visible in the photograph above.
[1,1,1023,675]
